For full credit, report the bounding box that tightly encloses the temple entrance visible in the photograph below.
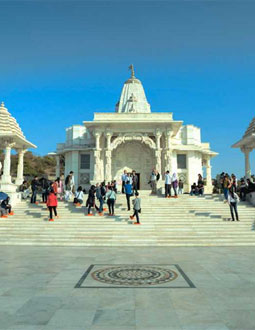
[112,141,154,190]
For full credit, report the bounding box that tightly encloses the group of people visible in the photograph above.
[190,174,204,196]
[83,170,142,224]
[6,166,255,224]
[164,171,183,198]
[19,172,76,221]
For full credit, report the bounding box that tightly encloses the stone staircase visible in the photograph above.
[0,191,254,246]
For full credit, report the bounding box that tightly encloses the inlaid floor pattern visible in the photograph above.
[0,192,254,246]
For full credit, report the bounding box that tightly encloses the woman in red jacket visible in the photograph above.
[47,188,58,221]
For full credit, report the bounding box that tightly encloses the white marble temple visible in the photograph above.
[56,66,217,193]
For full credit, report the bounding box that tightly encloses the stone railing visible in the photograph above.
[246,192,255,206]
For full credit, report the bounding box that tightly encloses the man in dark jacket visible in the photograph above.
[132,170,138,194]
[31,176,39,204]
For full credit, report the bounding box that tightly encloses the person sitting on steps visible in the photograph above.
[74,186,84,206]
[0,196,13,218]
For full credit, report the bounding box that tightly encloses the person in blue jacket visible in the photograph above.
[124,180,133,211]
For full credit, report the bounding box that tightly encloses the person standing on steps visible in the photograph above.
[132,170,138,194]
[56,176,64,200]
[165,170,171,198]
[47,188,58,221]
[130,192,141,225]
[125,180,133,211]
[69,171,75,194]
[86,185,96,216]
[121,170,127,194]
[171,172,178,198]
[223,173,231,202]
[150,168,157,195]
[178,179,184,194]
[31,176,39,204]
[96,183,104,215]
[106,186,116,216]
[227,187,240,221]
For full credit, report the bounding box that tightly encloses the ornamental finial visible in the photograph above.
[128,64,135,78]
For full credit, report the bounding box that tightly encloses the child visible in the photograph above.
[46,188,58,221]
[178,179,184,194]
[130,192,141,225]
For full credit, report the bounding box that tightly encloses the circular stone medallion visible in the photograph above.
[91,266,178,286]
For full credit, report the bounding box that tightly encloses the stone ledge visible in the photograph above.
[246,191,255,206]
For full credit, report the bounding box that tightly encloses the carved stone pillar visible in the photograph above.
[93,150,101,182]
[105,150,112,182]
[55,155,60,178]
[92,130,102,182]
[206,157,212,187]
[164,129,172,173]
[155,130,162,175]
[15,149,26,185]
[94,130,101,150]
[105,131,112,182]
[203,156,213,194]
[0,142,15,184]
[242,147,252,179]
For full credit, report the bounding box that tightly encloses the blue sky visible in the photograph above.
[0,1,255,177]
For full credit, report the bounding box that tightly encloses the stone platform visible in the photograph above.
[1,245,255,329]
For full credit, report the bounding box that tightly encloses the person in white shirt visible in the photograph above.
[165,171,172,198]
[121,170,127,194]
[171,172,178,198]
[126,173,133,185]
[74,186,84,206]
[70,171,75,193]
[227,188,240,221]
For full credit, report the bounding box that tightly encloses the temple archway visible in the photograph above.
[112,141,154,189]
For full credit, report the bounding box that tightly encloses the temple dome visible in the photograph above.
[115,65,151,113]
[0,102,26,140]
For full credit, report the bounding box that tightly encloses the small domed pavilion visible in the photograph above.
[0,102,36,196]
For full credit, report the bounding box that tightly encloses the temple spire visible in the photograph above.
[129,64,135,78]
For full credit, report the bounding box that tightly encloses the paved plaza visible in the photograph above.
[1,246,255,330]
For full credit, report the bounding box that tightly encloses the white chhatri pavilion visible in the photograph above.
[0,102,36,199]
[232,117,255,178]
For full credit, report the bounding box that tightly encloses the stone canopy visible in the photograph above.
[232,117,255,178]
[0,102,36,149]
[0,102,36,197]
